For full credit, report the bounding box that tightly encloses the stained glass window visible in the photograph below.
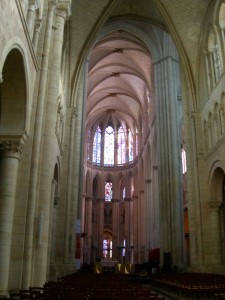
[93,126,101,164]
[128,129,133,161]
[87,129,91,161]
[118,123,126,164]
[181,148,187,174]
[122,187,126,200]
[135,128,138,156]
[104,126,114,165]
[102,239,112,258]
[103,239,107,258]
[91,123,137,166]
[122,239,126,257]
[105,181,113,201]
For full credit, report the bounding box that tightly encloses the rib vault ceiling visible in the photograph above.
[83,0,211,132]
[86,30,152,132]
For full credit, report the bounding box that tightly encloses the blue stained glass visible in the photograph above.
[104,126,114,165]
[128,129,133,161]
[182,148,187,174]
[122,187,126,200]
[93,126,101,164]
[118,123,126,164]
[87,130,91,160]
[105,181,113,201]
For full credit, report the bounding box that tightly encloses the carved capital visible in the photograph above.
[28,0,39,11]
[55,4,70,20]
[85,196,93,202]
[112,198,120,203]
[48,1,58,12]
[0,141,24,157]
[96,198,105,203]
[0,134,27,158]
[34,19,42,32]
[124,197,132,202]
[208,200,223,211]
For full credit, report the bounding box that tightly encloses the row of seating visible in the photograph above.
[10,272,164,299]
[151,272,225,299]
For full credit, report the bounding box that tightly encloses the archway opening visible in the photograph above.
[0,49,26,135]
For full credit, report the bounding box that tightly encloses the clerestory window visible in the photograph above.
[90,122,136,167]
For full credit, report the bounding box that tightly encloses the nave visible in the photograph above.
[8,271,168,300]
[8,269,225,300]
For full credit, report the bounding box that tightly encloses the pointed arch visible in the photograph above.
[86,171,92,197]
[0,49,27,135]
[93,174,101,200]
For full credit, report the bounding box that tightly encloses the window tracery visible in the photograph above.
[104,126,114,165]
[88,121,137,167]
[205,4,225,92]
[118,123,126,165]
[105,181,113,202]
[93,126,101,165]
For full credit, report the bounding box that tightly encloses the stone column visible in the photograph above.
[207,120,213,149]
[129,198,134,263]
[32,19,42,53]
[22,2,57,289]
[219,106,225,137]
[65,108,80,266]
[85,197,92,264]
[0,136,26,296]
[97,199,105,258]
[204,122,209,153]
[145,179,151,260]
[49,180,58,281]
[154,48,184,269]
[26,0,38,39]
[124,198,131,253]
[213,114,219,145]
[208,200,223,264]
[138,191,144,263]
[132,196,138,263]
[112,198,119,259]
[32,2,70,286]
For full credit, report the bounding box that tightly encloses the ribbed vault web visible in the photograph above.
[86,30,152,157]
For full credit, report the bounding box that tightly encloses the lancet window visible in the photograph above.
[105,181,113,202]
[93,126,101,165]
[89,121,137,167]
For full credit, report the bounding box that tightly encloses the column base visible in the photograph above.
[49,263,77,281]
[0,292,8,299]
[188,264,225,274]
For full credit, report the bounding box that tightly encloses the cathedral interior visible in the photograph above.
[0,0,225,297]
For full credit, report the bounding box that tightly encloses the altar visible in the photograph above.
[101,258,117,272]
[94,259,134,274]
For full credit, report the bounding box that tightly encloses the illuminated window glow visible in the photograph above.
[118,123,126,164]
[104,126,114,165]
[93,126,101,164]
[182,148,187,174]
[105,181,113,201]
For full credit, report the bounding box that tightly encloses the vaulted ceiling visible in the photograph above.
[86,30,152,132]
[82,0,211,133]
